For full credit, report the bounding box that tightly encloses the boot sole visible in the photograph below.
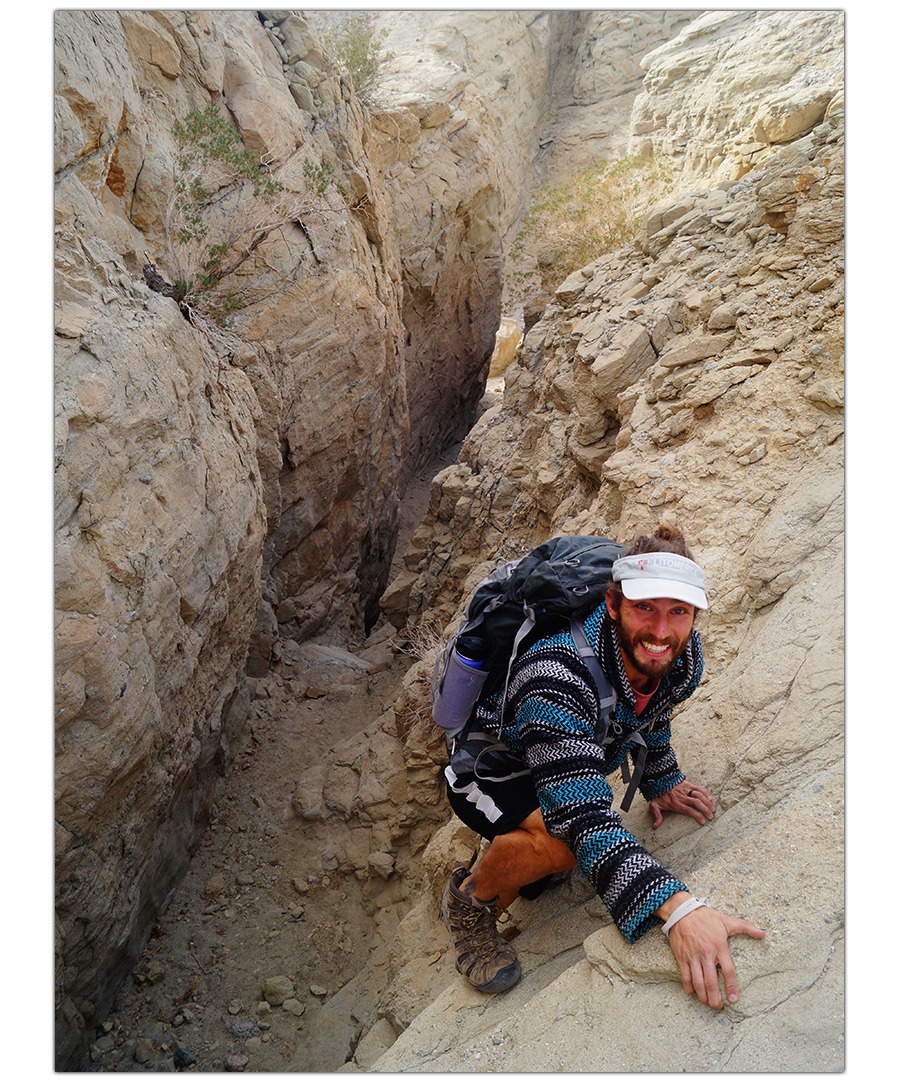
[460,957,521,993]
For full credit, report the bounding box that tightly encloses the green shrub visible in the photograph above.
[161,106,342,344]
[317,13,393,96]
[504,154,677,311]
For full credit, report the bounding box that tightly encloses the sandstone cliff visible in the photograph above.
[328,11,846,1072]
[54,8,844,1072]
[374,9,701,233]
[54,8,504,1066]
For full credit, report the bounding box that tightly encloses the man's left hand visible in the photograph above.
[649,779,715,829]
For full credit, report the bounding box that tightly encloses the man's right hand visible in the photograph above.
[661,896,766,1009]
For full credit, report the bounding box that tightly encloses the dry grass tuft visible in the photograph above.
[504,153,677,313]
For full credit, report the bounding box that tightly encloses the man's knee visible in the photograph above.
[516,809,577,869]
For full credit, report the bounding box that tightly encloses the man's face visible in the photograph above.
[607,592,696,688]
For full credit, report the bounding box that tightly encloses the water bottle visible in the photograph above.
[432,635,490,735]
[456,635,489,667]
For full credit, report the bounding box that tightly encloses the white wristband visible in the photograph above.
[661,896,709,937]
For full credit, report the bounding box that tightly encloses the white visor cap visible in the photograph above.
[612,553,708,610]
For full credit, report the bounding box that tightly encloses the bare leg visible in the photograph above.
[462,808,577,907]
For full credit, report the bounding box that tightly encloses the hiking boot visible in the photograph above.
[441,867,521,993]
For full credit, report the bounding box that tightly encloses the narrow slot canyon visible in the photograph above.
[56,9,844,1073]
[81,356,510,1074]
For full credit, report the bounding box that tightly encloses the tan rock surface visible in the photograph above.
[55,8,503,1066]
[370,27,844,1077]
[375,10,701,214]
[56,8,844,1073]
[628,10,844,191]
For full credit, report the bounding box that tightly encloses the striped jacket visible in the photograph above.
[473,600,705,941]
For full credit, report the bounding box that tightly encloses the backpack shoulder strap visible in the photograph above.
[569,616,654,812]
[496,608,538,727]
[569,616,616,732]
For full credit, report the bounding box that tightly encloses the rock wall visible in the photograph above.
[54,7,843,1070]
[354,12,845,1072]
[54,8,506,1067]
[540,8,702,186]
[375,9,701,223]
[374,9,571,240]
[628,10,845,189]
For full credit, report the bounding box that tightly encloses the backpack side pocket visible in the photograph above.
[432,650,490,735]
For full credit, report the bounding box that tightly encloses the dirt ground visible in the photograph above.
[82,388,503,1074]
[82,631,415,1073]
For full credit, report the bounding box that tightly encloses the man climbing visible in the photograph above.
[441,524,765,1010]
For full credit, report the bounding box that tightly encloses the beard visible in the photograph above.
[616,616,692,682]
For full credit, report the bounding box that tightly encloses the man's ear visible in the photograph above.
[606,588,619,619]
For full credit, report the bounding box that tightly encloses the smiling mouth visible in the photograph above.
[640,641,671,655]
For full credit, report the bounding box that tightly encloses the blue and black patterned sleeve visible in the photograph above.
[502,636,687,942]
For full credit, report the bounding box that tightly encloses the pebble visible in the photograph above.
[147,962,166,984]
[173,1045,197,1069]
[262,975,294,1005]
[224,1048,250,1071]
[205,871,227,896]
[310,984,328,997]
[134,1037,155,1063]
[90,1035,115,1061]
[221,1014,262,1039]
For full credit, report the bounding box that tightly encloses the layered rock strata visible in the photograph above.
[54,7,844,1071]
[361,19,844,1072]
[55,12,708,1061]
[628,10,845,189]
[54,8,503,1066]
[375,9,701,224]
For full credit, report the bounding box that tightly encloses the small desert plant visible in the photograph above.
[392,616,457,750]
[404,616,447,662]
[153,105,343,349]
[316,12,394,97]
[504,154,677,311]
[396,617,447,725]
[303,156,341,196]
